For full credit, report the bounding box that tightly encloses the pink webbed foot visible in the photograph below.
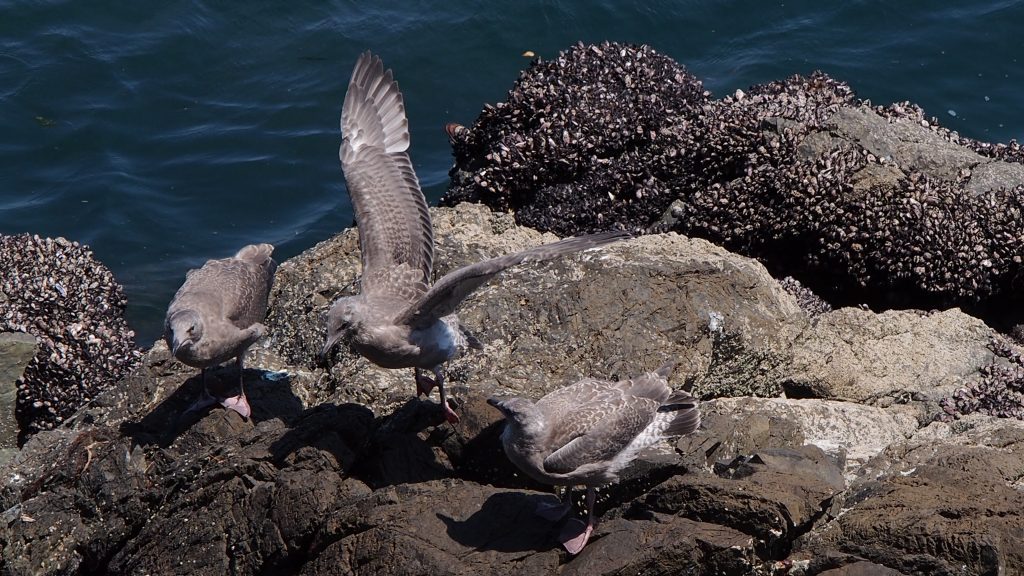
[559,517,594,555]
[220,393,251,420]
[443,402,461,424]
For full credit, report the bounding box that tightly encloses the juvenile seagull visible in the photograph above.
[488,364,700,554]
[165,243,277,419]
[319,51,629,423]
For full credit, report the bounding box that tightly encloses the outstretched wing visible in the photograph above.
[394,230,630,327]
[340,51,433,303]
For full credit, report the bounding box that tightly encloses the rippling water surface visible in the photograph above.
[1,1,1021,343]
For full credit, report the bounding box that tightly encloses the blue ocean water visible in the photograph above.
[1,1,1021,344]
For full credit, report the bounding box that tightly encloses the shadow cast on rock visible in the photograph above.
[440,491,561,554]
[268,401,375,472]
[349,398,456,488]
[120,367,305,448]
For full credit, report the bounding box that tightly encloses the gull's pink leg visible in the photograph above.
[434,366,460,424]
[218,356,251,419]
[560,487,596,555]
[183,368,219,416]
[415,368,437,397]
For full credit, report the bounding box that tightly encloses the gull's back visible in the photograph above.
[168,243,277,330]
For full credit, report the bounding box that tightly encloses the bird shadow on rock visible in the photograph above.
[351,390,556,490]
[349,396,459,488]
[439,491,562,554]
[268,401,375,471]
[120,366,304,448]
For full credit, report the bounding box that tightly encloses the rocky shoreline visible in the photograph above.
[443,42,1024,334]
[3,42,1024,575]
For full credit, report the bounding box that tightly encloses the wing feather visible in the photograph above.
[395,230,630,327]
[537,369,685,475]
[340,51,432,302]
[542,394,660,475]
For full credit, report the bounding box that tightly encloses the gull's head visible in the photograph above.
[319,296,360,366]
[165,309,203,359]
[487,396,542,433]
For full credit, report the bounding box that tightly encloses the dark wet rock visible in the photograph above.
[444,41,1024,332]
[0,234,141,442]
[643,445,839,559]
[817,561,910,576]
[560,515,755,576]
[0,350,374,576]
[797,417,1024,575]
[0,332,35,461]
[301,480,563,576]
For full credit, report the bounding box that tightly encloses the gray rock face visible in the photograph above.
[0,332,36,463]
[700,397,918,479]
[812,106,985,183]
[786,308,1004,421]
[2,205,1024,574]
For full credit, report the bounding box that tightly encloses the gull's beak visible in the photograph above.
[486,396,511,415]
[317,335,340,368]
[170,337,188,357]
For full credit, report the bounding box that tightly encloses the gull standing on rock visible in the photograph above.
[488,364,700,554]
[319,51,629,423]
[165,243,278,419]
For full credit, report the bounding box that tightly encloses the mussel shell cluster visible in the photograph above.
[1,234,140,441]
[443,41,1024,329]
[939,338,1024,421]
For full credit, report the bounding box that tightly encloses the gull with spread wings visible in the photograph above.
[318,52,629,423]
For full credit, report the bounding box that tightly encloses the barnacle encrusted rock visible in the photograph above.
[443,41,1024,331]
[443,41,710,235]
[779,276,832,318]
[0,234,140,441]
[938,337,1024,421]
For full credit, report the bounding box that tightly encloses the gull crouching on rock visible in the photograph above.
[318,51,630,424]
[488,364,700,554]
[165,243,277,419]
